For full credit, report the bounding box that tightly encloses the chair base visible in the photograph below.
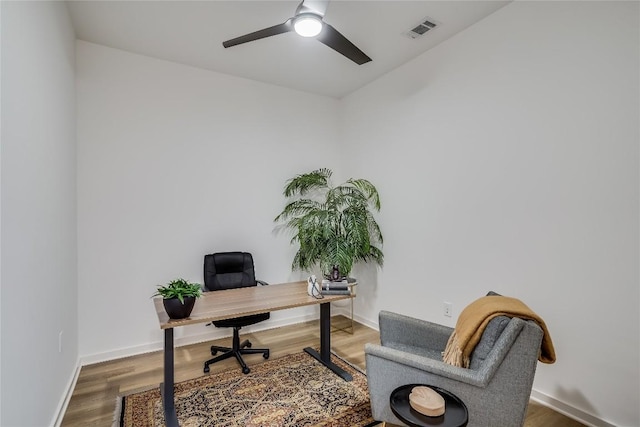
[203,326,269,374]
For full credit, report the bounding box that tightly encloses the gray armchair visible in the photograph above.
[364,310,544,426]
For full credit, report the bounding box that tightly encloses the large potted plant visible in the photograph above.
[153,278,202,319]
[274,168,384,279]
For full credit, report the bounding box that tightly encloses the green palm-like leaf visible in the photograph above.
[275,168,384,277]
[283,168,332,198]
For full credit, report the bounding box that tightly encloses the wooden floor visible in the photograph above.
[61,316,583,427]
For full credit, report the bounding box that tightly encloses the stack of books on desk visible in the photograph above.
[321,279,351,295]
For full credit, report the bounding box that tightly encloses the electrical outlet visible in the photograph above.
[59,330,63,353]
[444,302,452,317]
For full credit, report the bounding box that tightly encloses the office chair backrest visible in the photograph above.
[204,252,257,292]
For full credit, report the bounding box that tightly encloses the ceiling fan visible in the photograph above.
[222,0,372,65]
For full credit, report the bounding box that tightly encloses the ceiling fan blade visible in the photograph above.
[223,19,293,48]
[316,23,371,65]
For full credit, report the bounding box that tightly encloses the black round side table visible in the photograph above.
[389,384,468,427]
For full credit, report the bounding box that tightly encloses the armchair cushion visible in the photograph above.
[469,315,510,370]
[443,295,556,368]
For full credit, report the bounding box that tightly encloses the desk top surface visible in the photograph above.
[154,280,353,329]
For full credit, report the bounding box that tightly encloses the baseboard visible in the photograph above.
[329,302,379,332]
[80,312,319,366]
[352,312,379,331]
[531,386,616,427]
[51,358,82,427]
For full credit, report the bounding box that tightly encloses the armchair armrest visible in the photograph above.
[364,343,489,387]
[379,310,453,351]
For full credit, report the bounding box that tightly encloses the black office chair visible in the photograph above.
[203,252,270,374]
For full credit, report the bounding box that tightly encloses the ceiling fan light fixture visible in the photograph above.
[293,14,323,37]
[222,0,371,65]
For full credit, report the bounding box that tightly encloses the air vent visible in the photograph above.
[404,17,438,39]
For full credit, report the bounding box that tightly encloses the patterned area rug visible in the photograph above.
[115,350,376,427]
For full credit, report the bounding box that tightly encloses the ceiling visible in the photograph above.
[67,1,511,99]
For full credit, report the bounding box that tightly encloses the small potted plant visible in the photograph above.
[153,278,202,319]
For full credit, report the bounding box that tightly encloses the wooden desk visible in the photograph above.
[153,280,354,427]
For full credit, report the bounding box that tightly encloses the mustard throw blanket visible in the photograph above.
[442,295,556,368]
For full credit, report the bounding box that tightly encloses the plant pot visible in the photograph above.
[163,296,196,319]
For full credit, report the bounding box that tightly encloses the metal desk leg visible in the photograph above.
[350,297,354,333]
[304,302,353,381]
[161,328,179,427]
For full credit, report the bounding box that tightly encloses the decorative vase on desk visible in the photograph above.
[163,296,197,319]
[331,265,340,281]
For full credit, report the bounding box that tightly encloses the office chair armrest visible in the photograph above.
[365,343,488,387]
[256,280,269,286]
[379,310,453,351]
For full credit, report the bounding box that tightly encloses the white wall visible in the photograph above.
[0,2,77,426]
[76,41,341,361]
[74,2,638,426]
[342,1,638,426]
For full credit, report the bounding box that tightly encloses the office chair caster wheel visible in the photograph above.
[204,365,210,374]
[242,367,250,375]
[210,350,217,356]
[246,342,252,348]
[263,351,270,359]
